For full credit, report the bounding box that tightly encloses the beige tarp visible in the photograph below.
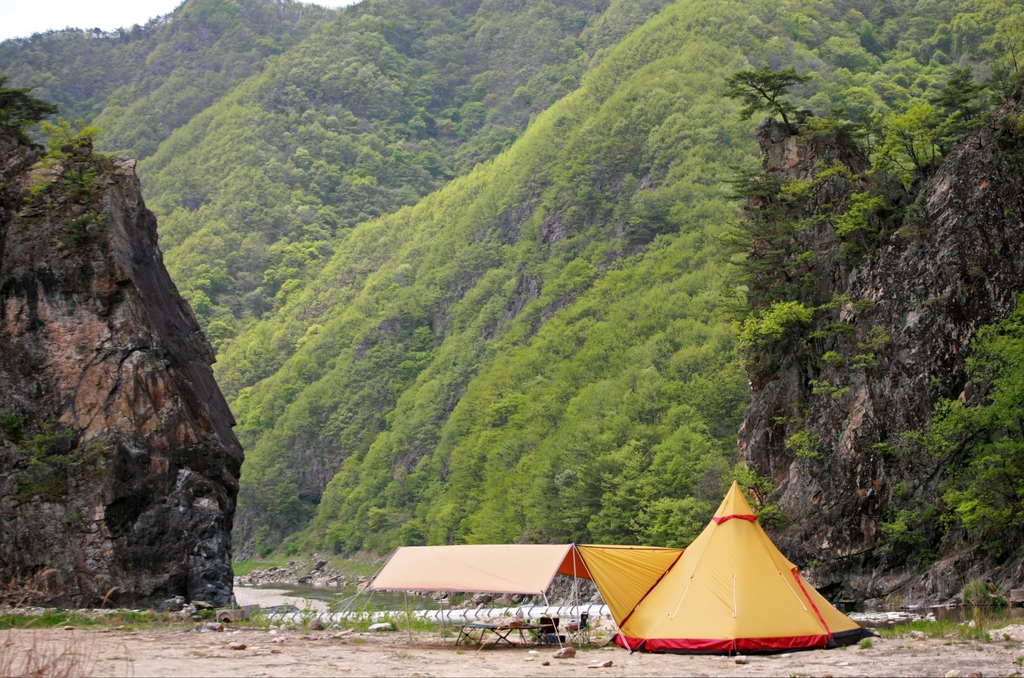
[368,544,591,595]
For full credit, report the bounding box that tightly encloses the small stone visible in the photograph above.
[228,642,247,650]
[553,647,576,659]
[588,659,613,668]
[308,618,325,631]
[368,622,395,632]
[542,661,550,666]
[63,626,74,631]
[735,656,749,665]
[945,671,961,678]
[967,672,982,677]
[271,649,282,654]
[193,600,214,610]
[206,622,224,632]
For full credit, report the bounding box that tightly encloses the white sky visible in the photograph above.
[0,0,360,42]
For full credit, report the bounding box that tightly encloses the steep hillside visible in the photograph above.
[141,0,672,357]
[227,0,1021,555]
[0,0,334,159]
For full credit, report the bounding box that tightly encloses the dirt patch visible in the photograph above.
[2,627,1023,677]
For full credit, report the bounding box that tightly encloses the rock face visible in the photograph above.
[0,131,243,607]
[738,91,1024,606]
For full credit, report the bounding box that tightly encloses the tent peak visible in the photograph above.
[713,480,756,521]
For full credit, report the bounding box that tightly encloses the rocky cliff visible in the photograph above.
[738,90,1024,607]
[0,129,243,607]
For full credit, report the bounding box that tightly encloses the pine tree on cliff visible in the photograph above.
[724,67,810,132]
[0,76,58,146]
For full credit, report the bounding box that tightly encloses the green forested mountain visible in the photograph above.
[3,0,1021,560]
[144,0,673,356]
[223,0,1022,555]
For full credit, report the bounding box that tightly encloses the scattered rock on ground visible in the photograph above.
[159,596,186,612]
[368,622,395,632]
[588,659,613,668]
[205,623,224,632]
[228,642,246,650]
[308,618,324,631]
[735,656,749,665]
[542,660,550,666]
[553,647,576,659]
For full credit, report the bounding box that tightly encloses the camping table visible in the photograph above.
[455,622,540,647]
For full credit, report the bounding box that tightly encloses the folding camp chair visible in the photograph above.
[536,616,563,645]
[566,612,590,645]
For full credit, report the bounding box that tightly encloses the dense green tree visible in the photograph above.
[914,299,1024,557]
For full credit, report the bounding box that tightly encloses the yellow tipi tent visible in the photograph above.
[580,482,869,653]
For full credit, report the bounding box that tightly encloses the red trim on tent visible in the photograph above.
[711,514,757,524]
[792,569,832,638]
[615,634,831,653]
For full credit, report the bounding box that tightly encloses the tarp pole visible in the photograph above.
[439,598,446,642]
[572,548,580,648]
[404,591,413,645]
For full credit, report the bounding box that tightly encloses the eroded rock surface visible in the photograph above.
[738,90,1024,606]
[0,131,242,607]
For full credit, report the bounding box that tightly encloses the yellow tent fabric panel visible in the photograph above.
[576,545,683,623]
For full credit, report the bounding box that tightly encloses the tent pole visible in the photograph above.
[572,547,580,647]
[439,598,446,643]
[404,591,413,645]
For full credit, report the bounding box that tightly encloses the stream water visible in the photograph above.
[238,582,443,610]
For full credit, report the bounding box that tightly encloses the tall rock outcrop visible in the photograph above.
[738,90,1024,606]
[0,130,243,607]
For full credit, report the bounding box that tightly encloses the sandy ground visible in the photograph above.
[3,625,1024,677]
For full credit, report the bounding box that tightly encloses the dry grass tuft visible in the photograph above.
[0,629,102,677]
